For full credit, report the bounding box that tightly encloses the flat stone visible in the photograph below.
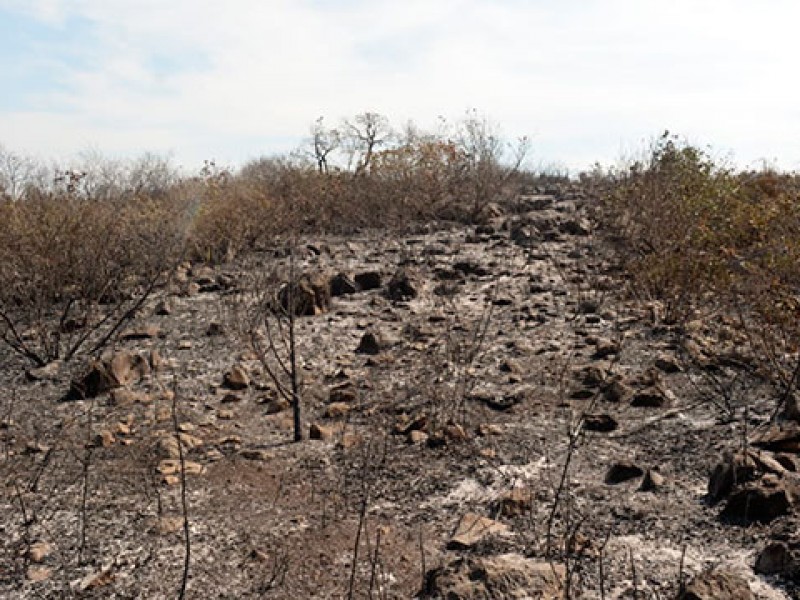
[448,512,509,549]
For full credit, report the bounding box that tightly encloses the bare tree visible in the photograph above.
[342,112,393,175]
[309,117,340,174]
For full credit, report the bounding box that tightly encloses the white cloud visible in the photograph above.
[2,0,800,170]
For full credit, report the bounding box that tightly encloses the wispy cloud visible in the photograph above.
[1,0,799,170]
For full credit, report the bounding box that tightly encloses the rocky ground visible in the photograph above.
[2,186,800,599]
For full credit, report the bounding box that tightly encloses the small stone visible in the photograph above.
[593,338,619,359]
[604,462,644,484]
[443,423,468,441]
[157,460,205,476]
[221,393,242,404]
[223,365,249,390]
[151,515,183,535]
[154,299,172,315]
[178,340,193,350]
[654,353,681,373]
[408,430,429,444]
[27,541,52,563]
[310,422,335,441]
[604,379,633,402]
[217,409,234,420]
[120,324,161,340]
[630,386,670,408]
[325,402,351,418]
[240,448,273,461]
[94,430,115,448]
[583,414,618,432]
[264,397,290,414]
[26,566,52,582]
[638,469,665,492]
[498,487,532,517]
[387,268,417,301]
[78,568,115,591]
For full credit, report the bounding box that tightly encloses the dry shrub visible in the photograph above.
[605,132,800,406]
[0,187,184,365]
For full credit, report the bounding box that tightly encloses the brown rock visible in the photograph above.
[421,554,563,599]
[720,481,793,524]
[26,566,53,582]
[630,386,670,408]
[498,487,532,517]
[679,568,753,600]
[639,469,665,492]
[604,379,633,402]
[264,397,290,414]
[310,422,335,441]
[223,365,249,390]
[27,541,52,563]
[448,513,509,549]
[278,274,330,316]
[708,452,758,503]
[120,324,161,340]
[593,338,619,359]
[93,430,115,448]
[325,402,351,418]
[330,272,358,296]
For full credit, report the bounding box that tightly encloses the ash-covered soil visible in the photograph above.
[2,186,798,599]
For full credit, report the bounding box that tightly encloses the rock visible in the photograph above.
[750,422,800,453]
[120,324,162,340]
[157,460,205,476]
[678,568,753,600]
[239,448,273,461]
[592,338,619,359]
[77,568,115,591]
[448,513,509,549]
[559,217,591,236]
[755,542,790,575]
[150,515,183,535]
[354,271,382,291]
[329,384,356,403]
[720,480,793,524]
[630,386,670,408]
[604,379,633,402]
[330,272,358,296]
[325,402,351,418]
[707,452,758,503]
[26,566,53,581]
[68,351,150,399]
[206,321,224,336]
[387,268,417,301]
[583,413,618,432]
[421,554,563,599]
[223,365,250,390]
[356,330,392,355]
[264,397,290,414]
[26,361,62,382]
[93,430,115,448]
[497,487,532,517]
[278,274,330,316]
[155,435,181,459]
[605,462,644,484]
[654,353,682,373]
[27,541,52,563]
[154,299,172,315]
[639,469,665,492]
[408,430,429,444]
[109,389,151,406]
[310,422,335,441]
[217,409,234,420]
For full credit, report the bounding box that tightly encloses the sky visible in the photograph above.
[1,0,799,173]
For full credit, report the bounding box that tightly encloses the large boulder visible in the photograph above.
[420,554,564,599]
[277,274,330,316]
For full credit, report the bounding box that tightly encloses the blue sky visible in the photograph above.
[1,0,799,172]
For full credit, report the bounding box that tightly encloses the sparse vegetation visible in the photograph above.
[4,120,800,598]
